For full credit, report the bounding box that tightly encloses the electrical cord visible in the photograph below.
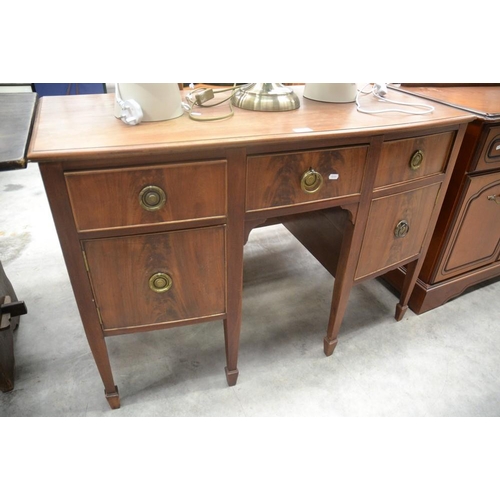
[356,83,434,115]
[184,83,249,121]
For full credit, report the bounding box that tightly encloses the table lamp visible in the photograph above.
[115,83,183,125]
[303,83,357,103]
[231,83,300,111]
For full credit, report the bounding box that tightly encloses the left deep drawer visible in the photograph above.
[82,226,226,332]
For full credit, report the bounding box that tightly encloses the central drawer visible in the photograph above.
[66,160,227,231]
[82,226,226,332]
[246,146,367,212]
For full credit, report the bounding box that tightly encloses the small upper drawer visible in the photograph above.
[375,131,455,188]
[246,146,367,212]
[475,125,500,172]
[65,161,227,231]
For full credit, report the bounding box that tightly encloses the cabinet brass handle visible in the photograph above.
[410,150,424,170]
[149,273,173,293]
[139,185,166,211]
[488,194,500,205]
[300,168,323,194]
[394,220,410,238]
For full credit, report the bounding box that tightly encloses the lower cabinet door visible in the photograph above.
[355,183,441,280]
[434,171,500,282]
[83,226,226,332]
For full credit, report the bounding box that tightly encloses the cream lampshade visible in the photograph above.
[115,83,183,122]
[303,83,357,103]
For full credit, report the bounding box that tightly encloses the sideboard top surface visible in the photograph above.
[28,85,474,163]
[395,85,500,119]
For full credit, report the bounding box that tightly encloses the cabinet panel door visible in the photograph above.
[83,227,226,331]
[434,172,500,282]
[355,183,441,280]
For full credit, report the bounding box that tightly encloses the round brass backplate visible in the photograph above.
[394,220,410,238]
[149,272,173,293]
[300,169,324,194]
[410,150,424,170]
[139,185,166,211]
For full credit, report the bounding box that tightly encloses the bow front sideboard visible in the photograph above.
[27,86,473,408]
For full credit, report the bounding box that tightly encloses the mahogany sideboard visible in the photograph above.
[385,85,500,314]
[27,86,473,408]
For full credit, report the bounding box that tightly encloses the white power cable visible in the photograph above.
[356,83,434,115]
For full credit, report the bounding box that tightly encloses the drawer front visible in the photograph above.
[475,125,500,172]
[375,131,455,188]
[66,161,227,231]
[355,183,441,280]
[83,227,226,331]
[246,146,367,211]
[434,171,500,282]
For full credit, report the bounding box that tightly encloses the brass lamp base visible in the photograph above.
[231,83,300,111]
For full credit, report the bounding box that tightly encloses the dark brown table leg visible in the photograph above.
[0,262,25,392]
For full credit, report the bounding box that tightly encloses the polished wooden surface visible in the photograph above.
[397,85,500,117]
[29,87,473,161]
[27,87,474,408]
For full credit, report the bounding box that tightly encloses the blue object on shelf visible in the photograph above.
[33,83,106,97]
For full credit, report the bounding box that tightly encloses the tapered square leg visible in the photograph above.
[225,367,239,386]
[105,386,120,409]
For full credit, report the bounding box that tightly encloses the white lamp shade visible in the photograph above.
[115,83,183,121]
[303,83,357,103]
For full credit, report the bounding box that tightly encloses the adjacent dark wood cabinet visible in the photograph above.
[386,85,500,314]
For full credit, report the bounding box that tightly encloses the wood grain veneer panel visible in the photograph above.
[355,183,441,280]
[83,227,226,331]
[375,131,454,188]
[246,146,367,211]
[66,161,227,231]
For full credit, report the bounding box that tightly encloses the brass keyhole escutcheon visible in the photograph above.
[410,150,424,170]
[488,194,500,205]
[149,272,173,293]
[394,220,410,238]
[139,185,166,211]
[300,168,323,194]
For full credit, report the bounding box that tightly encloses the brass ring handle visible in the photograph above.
[149,272,173,293]
[139,185,166,211]
[410,150,424,170]
[394,220,410,238]
[300,168,323,194]
[487,194,500,205]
